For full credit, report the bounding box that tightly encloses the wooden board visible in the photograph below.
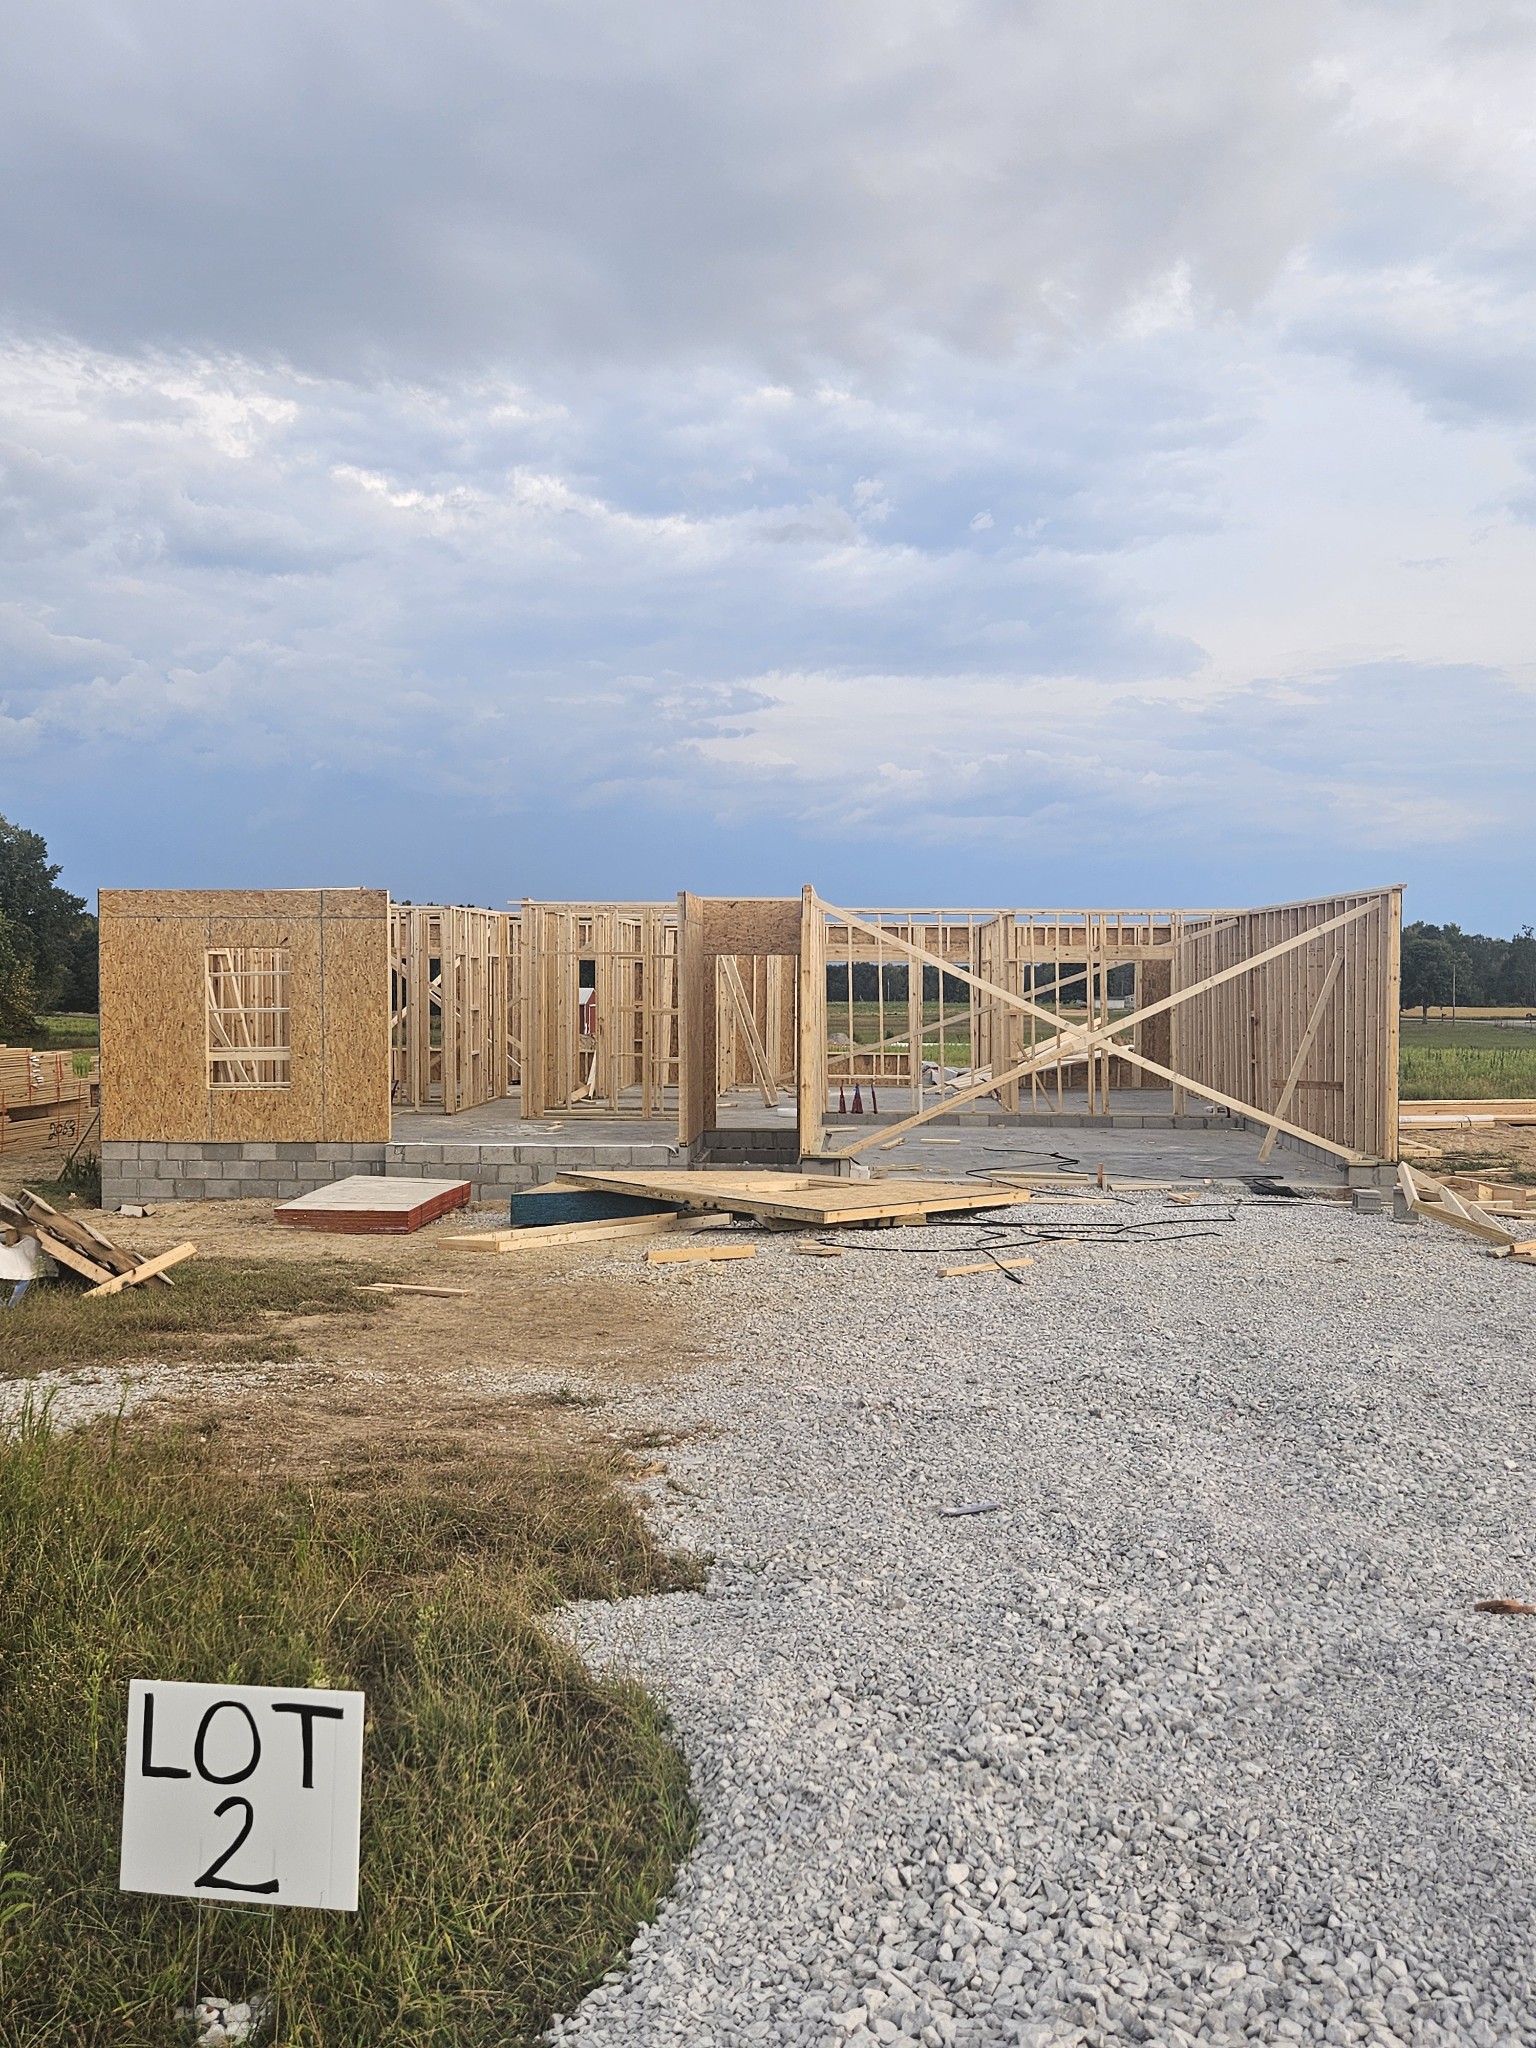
[558,1167,1026,1227]
[85,1243,197,1296]
[647,1241,756,1264]
[1400,1101,1536,1125]
[274,1175,471,1234]
[438,1211,727,1253]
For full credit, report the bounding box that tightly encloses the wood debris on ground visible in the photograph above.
[360,1283,471,1297]
[1473,1599,1536,1615]
[0,1188,195,1299]
[1397,1163,1525,1249]
[646,1242,757,1266]
[439,1212,728,1255]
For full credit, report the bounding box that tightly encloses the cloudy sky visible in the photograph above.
[1,0,1532,922]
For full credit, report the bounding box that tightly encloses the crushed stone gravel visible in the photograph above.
[551,1191,1536,2048]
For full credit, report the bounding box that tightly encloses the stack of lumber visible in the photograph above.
[1436,1174,1536,1220]
[0,1189,195,1295]
[273,1175,471,1235]
[1400,1100,1536,1127]
[0,1047,98,1120]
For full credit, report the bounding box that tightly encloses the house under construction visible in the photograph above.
[96,884,1402,1208]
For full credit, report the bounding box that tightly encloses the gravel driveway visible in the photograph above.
[553,1191,1536,2048]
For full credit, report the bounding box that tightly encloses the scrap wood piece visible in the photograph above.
[440,1211,727,1254]
[1440,1174,1536,1216]
[1473,1599,1536,1615]
[795,1241,847,1257]
[941,1256,1036,1277]
[84,1242,197,1297]
[20,1188,133,1262]
[646,1242,757,1265]
[360,1283,471,1297]
[11,1188,178,1293]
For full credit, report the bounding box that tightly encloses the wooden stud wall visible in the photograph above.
[102,885,1400,1161]
[1169,890,1401,1163]
[521,903,680,1120]
[390,905,518,1114]
[807,890,1401,1165]
[99,889,390,1144]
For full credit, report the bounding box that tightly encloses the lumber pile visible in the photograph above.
[1436,1174,1536,1220]
[440,1211,729,1255]
[0,1188,195,1295]
[1395,1164,1525,1250]
[1399,1100,1536,1127]
[0,1046,99,1117]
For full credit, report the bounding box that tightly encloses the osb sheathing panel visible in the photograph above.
[101,915,208,1141]
[100,890,389,1144]
[702,898,802,958]
[321,912,392,1139]
[98,888,337,922]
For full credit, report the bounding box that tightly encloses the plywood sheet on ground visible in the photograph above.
[558,1167,1024,1226]
[274,1175,471,1234]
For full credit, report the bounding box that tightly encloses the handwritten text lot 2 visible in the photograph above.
[120,1680,364,1912]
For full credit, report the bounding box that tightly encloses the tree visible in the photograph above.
[0,910,36,1040]
[1400,924,1456,1016]
[0,815,88,1011]
[1498,927,1536,1011]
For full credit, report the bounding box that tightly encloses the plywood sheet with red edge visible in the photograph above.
[273,1175,471,1234]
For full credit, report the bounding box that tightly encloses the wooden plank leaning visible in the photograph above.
[84,1243,198,1296]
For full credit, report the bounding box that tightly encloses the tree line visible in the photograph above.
[0,814,98,1038]
[1401,921,1536,1014]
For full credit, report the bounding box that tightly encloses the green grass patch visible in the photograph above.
[27,1013,100,1051]
[11,1151,103,1209]
[0,1409,700,2045]
[1400,1019,1536,1051]
[0,1258,400,1378]
[1398,1041,1536,1100]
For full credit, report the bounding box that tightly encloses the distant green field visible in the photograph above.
[28,1012,100,1050]
[1398,1018,1536,1099]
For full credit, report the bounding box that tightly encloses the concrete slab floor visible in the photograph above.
[391,1098,1343,1190]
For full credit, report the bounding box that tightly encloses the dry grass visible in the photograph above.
[0,1257,402,1377]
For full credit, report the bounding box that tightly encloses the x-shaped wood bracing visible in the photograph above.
[816,896,1381,1163]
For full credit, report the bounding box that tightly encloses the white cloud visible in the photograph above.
[1,3,1534,925]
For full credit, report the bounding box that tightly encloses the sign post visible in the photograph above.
[121,1680,365,2036]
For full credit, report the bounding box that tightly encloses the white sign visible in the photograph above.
[120,1680,364,1911]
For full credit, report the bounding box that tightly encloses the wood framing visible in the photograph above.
[100,889,390,1144]
[101,882,1401,1167]
[390,904,517,1113]
[520,902,680,1119]
[806,889,1402,1165]
[679,896,802,1146]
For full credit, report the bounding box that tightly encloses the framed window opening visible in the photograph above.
[207,947,291,1088]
